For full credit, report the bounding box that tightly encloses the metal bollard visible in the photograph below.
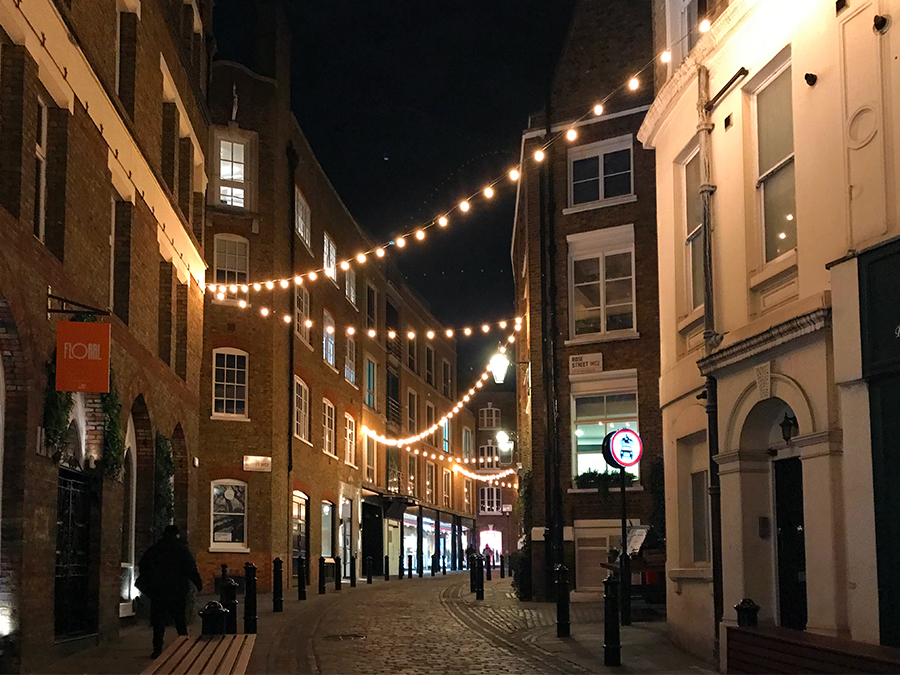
[486,555,492,581]
[366,556,373,584]
[335,556,342,591]
[221,577,238,634]
[243,562,258,634]
[199,601,228,635]
[385,555,390,581]
[442,556,446,576]
[469,555,476,592]
[297,557,307,601]
[430,553,436,577]
[407,554,413,579]
[735,598,761,627]
[398,555,404,580]
[475,555,485,601]
[500,555,505,579]
[273,558,284,612]
[555,564,571,638]
[603,571,621,666]
[417,553,423,578]
[318,556,326,595]
[350,555,357,588]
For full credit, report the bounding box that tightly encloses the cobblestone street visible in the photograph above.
[49,573,712,674]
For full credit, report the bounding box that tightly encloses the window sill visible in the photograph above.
[567,485,643,494]
[208,204,258,218]
[324,362,339,375]
[676,305,704,334]
[323,451,339,459]
[294,436,313,448]
[749,248,798,291]
[211,299,249,308]
[209,546,251,553]
[345,462,358,469]
[296,334,314,352]
[562,194,637,215]
[564,330,640,346]
[210,415,251,422]
[668,567,713,582]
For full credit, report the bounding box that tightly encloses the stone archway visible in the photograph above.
[171,424,188,537]
[131,395,154,559]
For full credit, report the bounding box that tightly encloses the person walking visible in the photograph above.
[482,544,493,568]
[137,525,203,658]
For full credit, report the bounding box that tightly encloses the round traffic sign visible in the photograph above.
[608,429,642,468]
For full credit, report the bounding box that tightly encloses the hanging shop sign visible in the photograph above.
[56,321,110,393]
[242,455,272,472]
[569,352,603,377]
[602,429,643,469]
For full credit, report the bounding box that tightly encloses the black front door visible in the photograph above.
[361,503,384,575]
[775,457,807,630]
[55,469,97,638]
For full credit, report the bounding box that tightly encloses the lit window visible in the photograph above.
[345,414,356,466]
[407,390,417,433]
[442,419,450,454]
[407,455,417,496]
[479,486,501,514]
[387,449,401,493]
[426,462,435,503]
[295,187,311,248]
[219,140,246,207]
[323,399,336,456]
[463,427,473,459]
[464,479,473,513]
[212,349,248,418]
[756,65,796,262]
[684,152,704,310]
[321,502,333,557]
[34,98,48,241]
[295,285,310,344]
[323,311,335,367]
[568,135,634,207]
[294,377,309,441]
[478,406,500,430]
[366,436,376,483]
[345,335,356,384]
[365,358,377,409]
[211,480,247,550]
[214,235,249,303]
[479,441,499,469]
[345,267,357,305]
[323,233,337,279]
[443,469,452,508]
[573,392,639,481]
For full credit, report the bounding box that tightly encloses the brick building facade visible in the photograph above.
[511,0,663,599]
[0,0,209,670]
[197,1,479,595]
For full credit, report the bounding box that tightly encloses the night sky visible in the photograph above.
[215,0,576,378]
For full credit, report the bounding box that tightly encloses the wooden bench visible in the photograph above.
[140,634,256,675]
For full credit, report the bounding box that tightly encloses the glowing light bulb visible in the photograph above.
[566,128,577,141]
[347,326,355,335]
[376,248,385,257]
[356,253,367,264]
[368,329,376,338]
[446,329,454,338]
[216,293,225,301]
[326,325,334,335]
[786,214,794,221]
[463,395,470,402]
[459,201,470,212]
[534,149,545,162]
[482,324,490,333]
[396,237,406,248]
[283,315,291,323]
[629,77,640,90]
[238,300,247,308]
[261,308,269,317]
[661,51,671,63]
[476,381,482,388]
[593,104,604,116]
[407,331,416,340]
[305,319,313,328]
[308,272,317,281]
[464,327,472,336]
[388,330,396,339]
[499,321,507,329]
[778,232,786,240]
[438,216,448,227]
[509,168,520,181]
[253,283,262,291]
[508,335,516,343]
[280,280,289,288]
[241,285,249,293]
[340,261,350,271]
[426,331,435,339]
[700,18,711,32]
[207,284,217,292]
[415,230,425,240]
[484,187,494,199]
[266,281,275,290]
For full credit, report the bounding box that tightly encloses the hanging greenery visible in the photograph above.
[511,470,533,601]
[152,432,175,539]
[42,360,73,456]
[100,371,125,478]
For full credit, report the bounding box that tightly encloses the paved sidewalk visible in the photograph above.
[45,572,713,674]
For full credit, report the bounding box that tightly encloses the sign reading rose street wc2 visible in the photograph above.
[56,321,110,393]
[569,352,603,377]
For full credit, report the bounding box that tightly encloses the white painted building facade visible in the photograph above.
[639,0,900,665]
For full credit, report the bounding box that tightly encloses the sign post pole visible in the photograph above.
[620,464,631,626]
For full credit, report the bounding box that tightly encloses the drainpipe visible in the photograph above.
[287,147,298,470]
[697,65,724,660]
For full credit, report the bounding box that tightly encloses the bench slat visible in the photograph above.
[179,636,226,675]
[211,636,245,675]
[197,635,236,675]
[231,636,256,675]
[142,636,193,675]
[170,636,215,675]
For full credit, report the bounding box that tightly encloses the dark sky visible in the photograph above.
[215,0,576,378]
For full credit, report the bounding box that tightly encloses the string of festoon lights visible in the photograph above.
[202,11,721,298]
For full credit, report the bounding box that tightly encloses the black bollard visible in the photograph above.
[603,571,621,667]
[469,555,476,592]
[222,577,238,634]
[407,554,413,579]
[430,553,436,577]
[297,557,307,601]
[199,601,228,635]
[500,555,505,579]
[555,564,571,638]
[486,555,492,581]
[273,558,284,612]
[318,556,326,595]
[735,598,761,627]
[385,555,390,581]
[417,553,423,578]
[398,555,404,580]
[243,562,258,634]
[475,555,485,601]
[335,556,342,591]
[442,556,446,576]
[366,556,373,584]
[350,555,357,587]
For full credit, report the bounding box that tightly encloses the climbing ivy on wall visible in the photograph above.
[100,371,125,479]
[152,432,175,539]
[42,360,73,456]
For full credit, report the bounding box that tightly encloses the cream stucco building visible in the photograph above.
[639,0,900,667]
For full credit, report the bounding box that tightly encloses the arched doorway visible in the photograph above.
[120,417,137,617]
[131,396,154,559]
[740,396,807,630]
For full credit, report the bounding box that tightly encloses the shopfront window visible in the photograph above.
[321,502,334,557]
[292,491,308,580]
[573,392,639,480]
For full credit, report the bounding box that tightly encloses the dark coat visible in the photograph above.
[138,534,203,601]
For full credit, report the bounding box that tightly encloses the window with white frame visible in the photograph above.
[407,390,417,433]
[294,377,309,441]
[691,470,710,562]
[568,224,635,337]
[323,311,336,367]
[218,139,246,207]
[442,419,450,454]
[323,233,337,280]
[295,285,311,344]
[463,427,473,459]
[426,461,435,503]
[755,63,796,263]
[425,346,435,386]
[683,151,704,310]
[321,502,334,557]
[407,330,417,372]
[323,399,336,456]
[479,441,498,469]
[573,391,639,480]
[295,186,311,249]
[676,0,708,56]
[345,267,357,305]
[34,97,48,241]
[425,403,436,445]
[345,414,356,466]
[345,335,356,384]
[213,349,248,418]
[365,358,377,409]
[464,479,473,513]
[442,360,451,398]
[568,135,634,208]
[478,406,500,430]
[479,486,501,515]
[365,285,377,330]
[211,479,247,550]
[214,235,250,303]
[443,469,452,508]
[366,436,376,483]
[407,455,417,496]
